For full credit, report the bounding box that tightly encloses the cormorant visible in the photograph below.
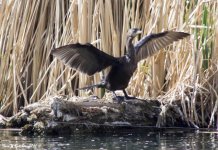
[51,28,189,100]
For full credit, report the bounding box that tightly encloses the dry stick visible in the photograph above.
[0,101,13,115]
[208,84,218,127]
[181,84,188,123]
[57,71,79,94]
[13,54,18,115]
[16,72,29,106]
[16,84,33,98]
[0,91,13,113]
[38,63,78,101]
[29,1,71,102]
[29,59,55,103]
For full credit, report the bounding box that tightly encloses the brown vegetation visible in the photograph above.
[0,0,217,128]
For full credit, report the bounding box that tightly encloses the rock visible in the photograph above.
[7,111,29,128]
[33,121,45,134]
[45,121,72,135]
[27,114,38,123]
[21,124,34,135]
[0,114,7,128]
[50,97,82,120]
[1,95,189,135]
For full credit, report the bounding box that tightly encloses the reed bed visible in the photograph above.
[0,0,217,127]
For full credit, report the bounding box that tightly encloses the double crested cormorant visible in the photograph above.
[51,28,189,100]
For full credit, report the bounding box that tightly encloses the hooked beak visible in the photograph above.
[136,30,142,35]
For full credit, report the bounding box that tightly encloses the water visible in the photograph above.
[0,128,218,150]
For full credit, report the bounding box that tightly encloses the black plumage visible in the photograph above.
[51,28,189,100]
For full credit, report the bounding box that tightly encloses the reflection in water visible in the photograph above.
[0,129,218,149]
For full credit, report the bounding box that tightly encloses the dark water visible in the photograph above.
[1,129,218,150]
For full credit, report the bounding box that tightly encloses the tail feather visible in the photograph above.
[77,83,104,90]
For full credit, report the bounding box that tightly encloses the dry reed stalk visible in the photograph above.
[0,0,217,128]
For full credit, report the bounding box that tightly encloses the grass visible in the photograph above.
[0,0,217,128]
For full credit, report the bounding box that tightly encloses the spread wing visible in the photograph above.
[134,31,190,62]
[51,43,118,76]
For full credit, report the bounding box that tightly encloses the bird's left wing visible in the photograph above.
[134,31,190,62]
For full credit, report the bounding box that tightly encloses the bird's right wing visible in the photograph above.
[51,43,118,76]
[134,31,190,62]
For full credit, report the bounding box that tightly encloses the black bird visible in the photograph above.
[51,28,189,100]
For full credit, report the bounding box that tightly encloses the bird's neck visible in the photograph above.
[126,36,135,58]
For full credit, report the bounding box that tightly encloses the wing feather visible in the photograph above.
[51,43,118,75]
[134,31,189,62]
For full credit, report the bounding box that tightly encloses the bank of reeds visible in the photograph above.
[0,0,217,127]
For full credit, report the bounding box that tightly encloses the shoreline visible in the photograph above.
[0,95,213,135]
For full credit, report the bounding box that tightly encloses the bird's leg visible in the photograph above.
[123,90,136,100]
[77,83,105,99]
[112,91,124,102]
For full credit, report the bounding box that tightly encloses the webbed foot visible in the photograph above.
[112,92,124,103]
[124,95,136,100]
[112,96,125,102]
[123,90,136,100]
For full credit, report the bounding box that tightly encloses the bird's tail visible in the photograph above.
[77,83,104,90]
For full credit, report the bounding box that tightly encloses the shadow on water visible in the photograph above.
[1,128,218,150]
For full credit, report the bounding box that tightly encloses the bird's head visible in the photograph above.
[127,28,142,38]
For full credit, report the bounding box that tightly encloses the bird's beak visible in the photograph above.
[136,30,142,35]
